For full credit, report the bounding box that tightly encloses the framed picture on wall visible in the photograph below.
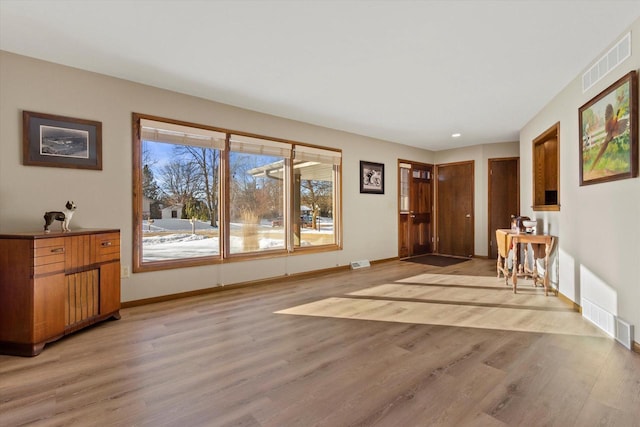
[360,160,384,194]
[23,111,102,170]
[579,70,637,186]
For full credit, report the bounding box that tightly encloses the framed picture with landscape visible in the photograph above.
[23,111,102,170]
[579,70,637,186]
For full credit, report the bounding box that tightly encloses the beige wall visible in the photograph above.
[0,51,518,303]
[519,17,640,333]
[0,51,438,302]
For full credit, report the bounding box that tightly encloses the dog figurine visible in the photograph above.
[44,201,77,233]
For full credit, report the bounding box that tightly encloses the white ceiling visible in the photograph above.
[1,1,639,151]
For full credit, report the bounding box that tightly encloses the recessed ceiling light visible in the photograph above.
[451,133,461,138]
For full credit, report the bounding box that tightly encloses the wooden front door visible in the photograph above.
[488,157,519,259]
[398,161,433,258]
[436,161,474,257]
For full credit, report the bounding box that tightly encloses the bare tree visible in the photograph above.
[159,158,200,215]
[175,146,220,227]
[301,179,332,226]
[229,153,284,222]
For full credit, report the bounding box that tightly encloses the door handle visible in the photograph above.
[465,214,471,218]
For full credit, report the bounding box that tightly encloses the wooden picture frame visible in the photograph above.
[360,160,384,194]
[579,70,637,186]
[23,111,102,170]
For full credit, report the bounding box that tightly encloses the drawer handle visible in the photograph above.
[101,241,112,247]
[51,247,65,253]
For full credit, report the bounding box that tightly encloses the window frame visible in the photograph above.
[224,135,291,259]
[132,113,342,273]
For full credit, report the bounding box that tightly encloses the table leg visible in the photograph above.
[511,242,518,293]
[543,240,552,296]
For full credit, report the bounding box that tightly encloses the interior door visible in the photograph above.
[398,161,433,258]
[436,161,474,257]
[488,158,519,259]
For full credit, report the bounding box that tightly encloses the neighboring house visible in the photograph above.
[142,196,152,220]
[300,206,312,215]
[161,204,183,220]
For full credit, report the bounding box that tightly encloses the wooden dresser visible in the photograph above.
[0,229,121,356]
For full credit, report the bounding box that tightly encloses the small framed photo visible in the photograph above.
[23,111,102,170]
[360,160,384,194]
[579,70,637,185]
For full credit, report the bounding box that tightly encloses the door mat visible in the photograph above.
[402,254,471,267]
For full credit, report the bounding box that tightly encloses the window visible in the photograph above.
[133,114,342,272]
[228,135,290,255]
[293,145,341,248]
[399,162,411,213]
[532,122,560,211]
[137,118,225,265]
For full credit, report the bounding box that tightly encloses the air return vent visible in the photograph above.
[615,317,634,350]
[582,298,635,350]
[350,260,370,270]
[582,32,631,93]
[581,298,615,337]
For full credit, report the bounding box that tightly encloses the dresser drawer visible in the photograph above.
[93,233,120,263]
[33,239,65,275]
[34,238,66,252]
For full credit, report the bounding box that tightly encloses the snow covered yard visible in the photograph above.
[141,218,334,261]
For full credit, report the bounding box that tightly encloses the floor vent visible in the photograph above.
[350,260,370,270]
[581,298,615,337]
[615,317,634,350]
[582,32,631,93]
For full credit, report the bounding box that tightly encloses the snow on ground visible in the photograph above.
[141,218,333,261]
[143,235,219,261]
[143,218,217,233]
[144,234,209,245]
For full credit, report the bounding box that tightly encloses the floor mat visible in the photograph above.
[402,254,470,267]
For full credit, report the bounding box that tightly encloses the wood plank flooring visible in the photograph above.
[1,258,639,426]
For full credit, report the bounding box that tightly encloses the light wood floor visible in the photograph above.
[1,258,639,426]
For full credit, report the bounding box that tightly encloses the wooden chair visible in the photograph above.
[496,229,511,285]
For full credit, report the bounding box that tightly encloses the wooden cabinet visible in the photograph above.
[532,122,560,210]
[0,229,121,356]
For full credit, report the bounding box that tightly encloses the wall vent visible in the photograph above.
[350,260,370,270]
[615,317,634,350]
[582,32,631,93]
[581,298,615,337]
[582,298,636,350]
